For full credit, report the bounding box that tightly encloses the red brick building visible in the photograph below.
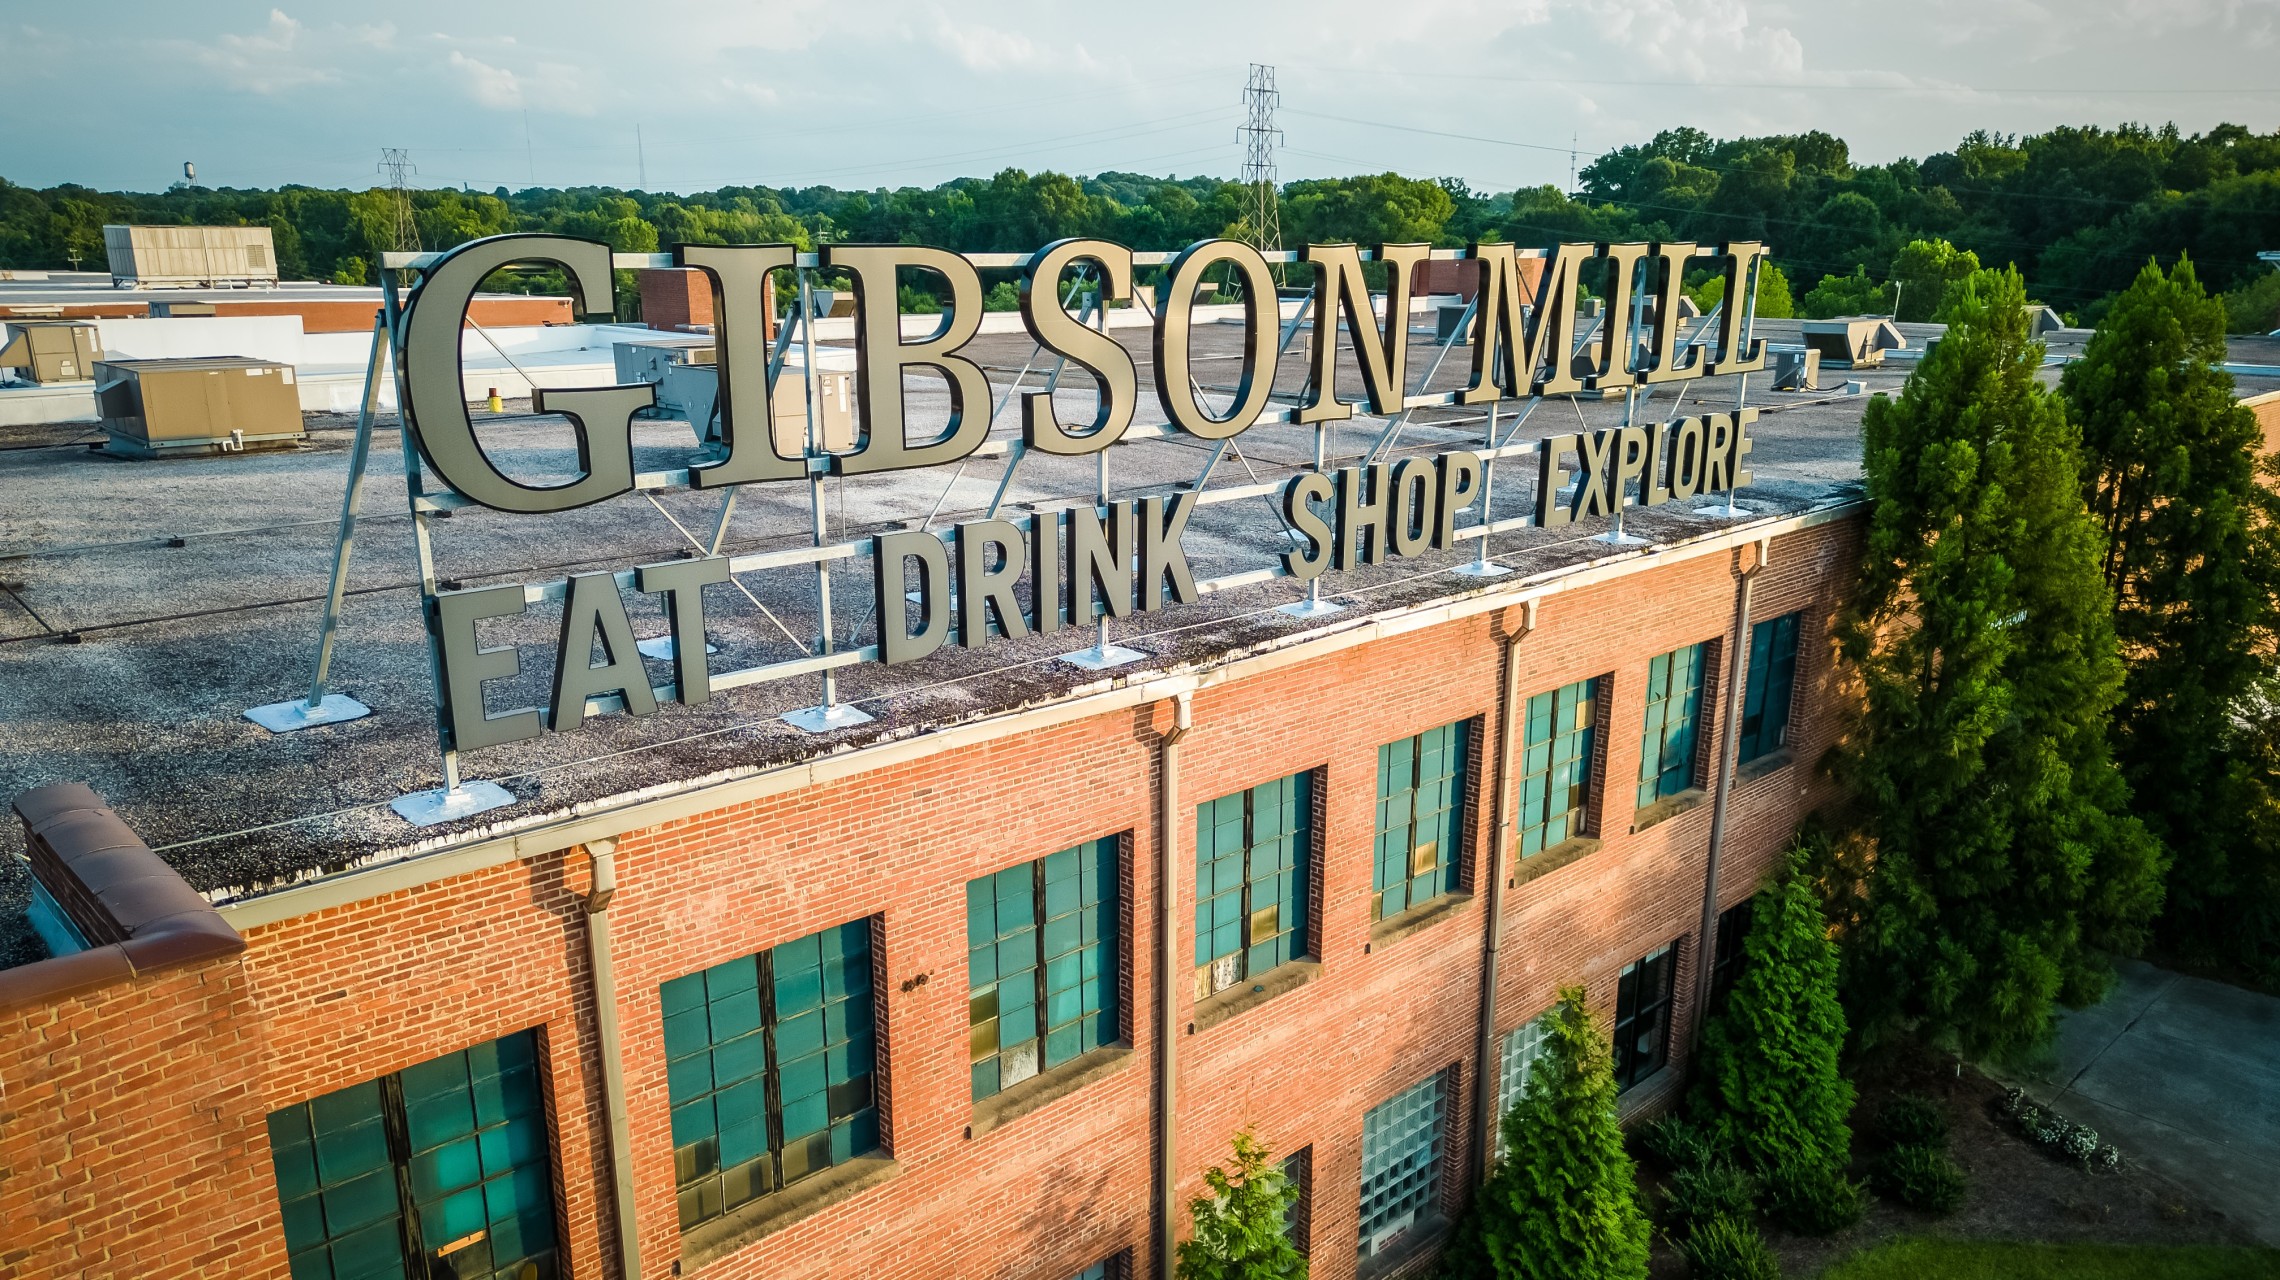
[0,311,1877,1280]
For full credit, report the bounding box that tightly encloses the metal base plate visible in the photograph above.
[1595,531,1650,546]
[1277,597,1346,619]
[245,694,373,733]
[636,636,718,661]
[1693,501,1750,519]
[1060,643,1147,670]
[1450,560,1514,579]
[390,780,516,827]
[782,702,876,733]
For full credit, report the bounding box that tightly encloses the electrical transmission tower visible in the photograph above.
[1239,64,1282,257]
[378,148,420,253]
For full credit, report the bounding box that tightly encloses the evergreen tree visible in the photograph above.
[1443,988,1650,1280]
[2065,257,2280,978]
[1693,850,1855,1177]
[1837,266,2165,1058]
[1177,1130,1307,1280]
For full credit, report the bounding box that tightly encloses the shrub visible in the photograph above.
[1872,1094,1948,1149]
[1872,1145,1966,1214]
[2004,1093,2116,1170]
[1440,987,1650,1280]
[1663,1161,1758,1228]
[1678,1214,1782,1280]
[1175,1130,1306,1280]
[1767,1162,1865,1236]
[1638,1115,1715,1173]
[1692,852,1856,1176]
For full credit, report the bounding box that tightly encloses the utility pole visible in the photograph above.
[378,148,419,253]
[1240,64,1283,260]
[524,110,537,186]
[1569,132,1578,194]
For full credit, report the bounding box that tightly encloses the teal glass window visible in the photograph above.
[267,1030,557,1280]
[1374,721,1470,921]
[1358,1072,1448,1259]
[1195,771,1312,1000]
[968,837,1119,1101]
[1738,613,1801,763]
[662,919,877,1232]
[1637,643,1707,807]
[1517,678,1599,856]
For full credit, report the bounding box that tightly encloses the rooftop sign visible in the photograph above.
[352,234,1769,818]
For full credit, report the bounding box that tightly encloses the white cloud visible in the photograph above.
[445,49,595,115]
[182,8,340,93]
[930,13,1048,72]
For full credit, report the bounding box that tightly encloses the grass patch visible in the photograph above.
[1822,1238,2280,1280]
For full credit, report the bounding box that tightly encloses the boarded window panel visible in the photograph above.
[1517,679,1598,856]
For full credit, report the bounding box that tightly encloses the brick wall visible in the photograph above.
[0,513,1862,1280]
[0,959,287,1279]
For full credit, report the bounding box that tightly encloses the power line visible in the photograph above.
[1240,64,1283,255]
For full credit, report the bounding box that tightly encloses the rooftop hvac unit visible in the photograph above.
[668,363,859,458]
[612,338,716,413]
[1768,345,1821,392]
[102,225,280,290]
[1435,300,1472,344]
[1800,318,1902,369]
[93,357,306,458]
[0,320,102,385]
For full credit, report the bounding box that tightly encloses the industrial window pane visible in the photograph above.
[1517,678,1599,857]
[1613,943,1679,1092]
[1493,1011,1555,1159]
[1358,1072,1447,1259]
[1066,1263,1111,1280]
[1636,643,1707,808]
[968,837,1119,1101]
[1709,899,1755,1014]
[267,1030,557,1280]
[1737,613,1801,764]
[1194,772,1313,1000]
[662,920,879,1231]
[1373,720,1469,921]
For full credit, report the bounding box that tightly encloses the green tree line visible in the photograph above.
[7,118,2278,329]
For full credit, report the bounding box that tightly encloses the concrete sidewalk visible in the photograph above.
[2026,960,2280,1244]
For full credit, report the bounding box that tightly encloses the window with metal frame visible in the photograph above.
[1613,942,1679,1092]
[1065,1262,1112,1280]
[1493,1010,1555,1159]
[662,919,878,1232]
[1709,899,1755,1013]
[1358,1072,1447,1259]
[1737,613,1801,763]
[968,837,1119,1101]
[1194,771,1312,1000]
[267,1030,558,1280]
[1373,720,1469,921]
[1283,1146,1314,1255]
[1517,678,1599,856]
[1636,643,1708,807]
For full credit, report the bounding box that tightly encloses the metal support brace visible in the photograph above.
[246,310,386,732]
[785,264,875,732]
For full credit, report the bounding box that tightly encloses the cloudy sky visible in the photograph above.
[10,0,2279,196]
